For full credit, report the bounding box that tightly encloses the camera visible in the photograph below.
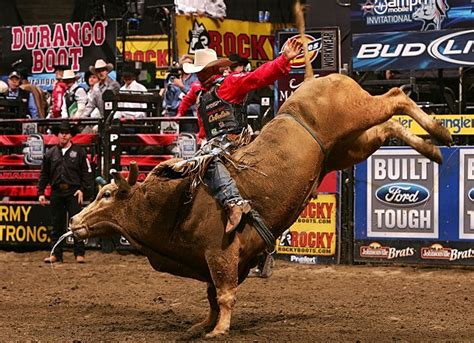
[166,62,182,82]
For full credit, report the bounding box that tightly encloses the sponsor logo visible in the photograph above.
[359,0,449,31]
[356,29,474,66]
[280,34,321,68]
[360,242,415,259]
[421,243,451,259]
[468,188,474,201]
[375,183,430,206]
[421,244,474,261]
[428,30,474,66]
[187,20,210,53]
[290,255,317,264]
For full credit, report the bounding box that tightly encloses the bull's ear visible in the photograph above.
[111,171,131,193]
[127,161,138,186]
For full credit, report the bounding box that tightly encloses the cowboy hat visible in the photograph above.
[8,71,21,79]
[52,121,79,136]
[228,53,250,67]
[182,49,232,74]
[89,59,114,73]
[121,63,138,77]
[61,69,80,81]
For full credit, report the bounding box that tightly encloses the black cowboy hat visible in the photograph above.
[121,63,139,77]
[228,53,250,67]
[52,121,79,136]
[53,64,70,71]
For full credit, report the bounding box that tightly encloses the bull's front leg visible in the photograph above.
[187,283,219,335]
[203,237,241,338]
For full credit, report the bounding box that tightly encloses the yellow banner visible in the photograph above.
[394,115,474,135]
[276,194,337,256]
[116,35,169,78]
[175,15,276,68]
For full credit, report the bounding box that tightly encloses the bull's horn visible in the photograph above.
[127,161,138,186]
[111,170,131,192]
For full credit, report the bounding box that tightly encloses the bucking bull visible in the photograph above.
[69,74,452,337]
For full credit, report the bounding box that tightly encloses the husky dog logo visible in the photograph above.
[186,20,210,53]
[412,0,449,31]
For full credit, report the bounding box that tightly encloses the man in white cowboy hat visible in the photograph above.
[182,39,303,233]
[83,59,120,119]
[60,69,88,118]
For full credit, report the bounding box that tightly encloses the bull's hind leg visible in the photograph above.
[379,88,452,146]
[203,238,240,338]
[327,119,442,171]
[187,283,219,335]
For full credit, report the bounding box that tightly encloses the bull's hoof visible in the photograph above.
[434,120,453,147]
[187,321,213,335]
[205,329,229,339]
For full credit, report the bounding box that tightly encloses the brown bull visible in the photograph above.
[70,73,452,337]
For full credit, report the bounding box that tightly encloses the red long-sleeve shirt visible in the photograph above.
[177,54,291,139]
[51,81,67,118]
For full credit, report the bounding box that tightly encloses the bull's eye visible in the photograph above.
[103,190,111,199]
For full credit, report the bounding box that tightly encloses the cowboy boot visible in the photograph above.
[225,200,251,233]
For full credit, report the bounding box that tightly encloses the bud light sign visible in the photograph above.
[352,28,474,71]
[366,149,438,238]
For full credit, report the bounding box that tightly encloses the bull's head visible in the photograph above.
[69,162,139,240]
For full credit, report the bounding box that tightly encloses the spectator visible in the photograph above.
[162,54,198,117]
[49,64,68,118]
[84,71,100,118]
[114,63,148,119]
[38,121,93,263]
[228,53,250,73]
[0,80,7,94]
[6,71,39,118]
[83,59,120,118]
[18,68,47,118]
[60,70,88,118]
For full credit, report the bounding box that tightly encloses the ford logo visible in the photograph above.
[468,188,474,202]
[428,30,474,66]
[375,183,430,206]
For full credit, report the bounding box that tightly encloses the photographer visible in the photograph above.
[162,54,198,116]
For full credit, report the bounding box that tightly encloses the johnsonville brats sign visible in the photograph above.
[1,21,116,74]
[276,194,337,256]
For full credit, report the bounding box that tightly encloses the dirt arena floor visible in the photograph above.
[0,250,473,342]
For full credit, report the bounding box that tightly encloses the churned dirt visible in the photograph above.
[0,250,473,342]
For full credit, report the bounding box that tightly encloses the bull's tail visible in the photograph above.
[294,0,313,81]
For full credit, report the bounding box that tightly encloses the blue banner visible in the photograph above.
[354,146,474,265]
[352,28,474,71]
[351,0,474,34]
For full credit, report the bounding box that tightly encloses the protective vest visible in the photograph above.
[64,86,83,116]
[199,84,246,139]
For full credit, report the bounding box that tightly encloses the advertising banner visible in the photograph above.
[275,28,340,74]
[352,28,474,71]
[175,15,275,67]
[0,203,51,249]
[394,115,474,135]
[0,21,116,90]
[354,146,474,265]
[116,35,169,79]
[351,0,474,34]
[276,194,337,262]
